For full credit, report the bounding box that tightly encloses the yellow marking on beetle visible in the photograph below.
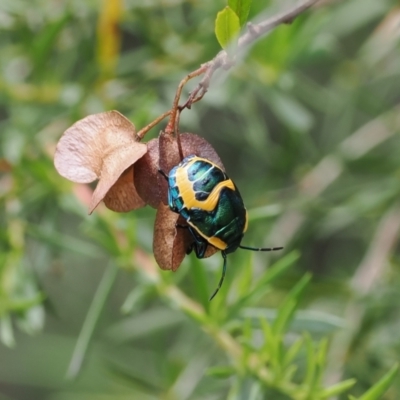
[175,158,235,212]
[187,220,228,250]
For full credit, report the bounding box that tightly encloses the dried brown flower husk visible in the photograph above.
[153,204,218,271]
[153,203,193,271]
[54,111,147,213]
[103,167,145,212]
[132,138,160,209]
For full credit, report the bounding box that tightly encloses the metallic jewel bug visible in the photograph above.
[160,154,282,300]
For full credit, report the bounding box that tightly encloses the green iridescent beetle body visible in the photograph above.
[167,155,248,258]
[162,154,282,300]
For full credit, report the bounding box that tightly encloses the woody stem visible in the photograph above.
[164,65,208,135]
[136,109,172,140]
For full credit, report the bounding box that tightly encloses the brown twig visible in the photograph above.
[136,109,172,140]
[181,0,321,111]
[240,0,320,46]
[141,0,321,138]
[164,65,208,135]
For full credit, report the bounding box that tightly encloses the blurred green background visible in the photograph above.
[0,0,399,399]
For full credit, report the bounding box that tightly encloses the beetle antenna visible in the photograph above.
[239,245,283,252]
[209,252,227,301]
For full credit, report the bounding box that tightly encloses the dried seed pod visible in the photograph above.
[153,203,193,271]
[103,167,145,212]
[133,138,160,209]
[54,111,147,213]
[179,133,223,169]
[153,202,218,272]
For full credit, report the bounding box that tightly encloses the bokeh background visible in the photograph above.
[0,0,399,399]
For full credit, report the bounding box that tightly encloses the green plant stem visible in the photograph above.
[66,261,118,380]
[158,268,300,398]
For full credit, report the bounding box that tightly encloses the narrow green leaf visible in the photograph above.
[283,337,304,368]
[106,307,185,343]
[27,223,101,258]
[247,204,283,222]
[227,251,299,320]
[66,262,118,379]
[121,285,151,314]
[319,379,356,398]
[260,317,275,362]
[241,318,253,362]
[228,377,261,400]
[290,273,312,300]
[236,252,253,298]
[240,307,344,335]
[248,381,262,400]
[228,0,252,27]
[16,302,46,335]
[304,334,316,389]
[191,257,211,310]
[243,318,252,341]
[215,6,240,51]
[254,251,300,291]
[273,297,297,336]
[357,363,398,400]
[315,338,329,382]
[267,89,314,132]
[260,317,281,372]
[307,338,329,396]
[272,273,312,335]
[206,365,236,379]
[31,12,72,75]
[283,364,298,383]
[3,294,45,313]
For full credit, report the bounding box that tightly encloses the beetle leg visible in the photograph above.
[192,241,208,259]
[209,251,227,301]
[174,223,205,256]
[186,244,194,255]
[175,223,188,229]
[186,226,208,258]
[184,238,205,256]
